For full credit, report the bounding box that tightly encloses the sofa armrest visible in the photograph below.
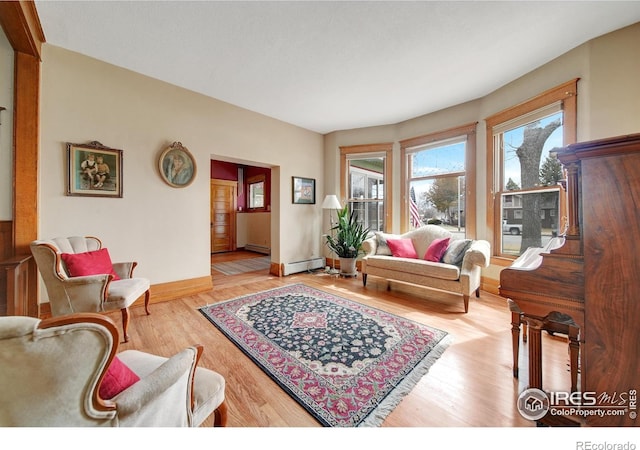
[462,240,491,268]
[361,236,377,257]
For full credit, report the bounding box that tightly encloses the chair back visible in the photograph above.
[0,313,118,426]
[30,237,103,316]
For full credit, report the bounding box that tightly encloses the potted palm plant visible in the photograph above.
[325,204,370,276]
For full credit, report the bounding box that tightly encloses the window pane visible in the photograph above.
[409,176,466,238]
[347,200,384,232]
[498,110,563,256]
[348,157,385,232]
[249,181,264,208]
[501,189,560,256]
[411,141,465,178]
[407,138,466,238]
[502,112,563,190]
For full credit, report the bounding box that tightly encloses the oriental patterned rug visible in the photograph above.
[199,283,450,427]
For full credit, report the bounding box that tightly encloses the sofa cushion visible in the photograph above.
[403,225,453,262]
[424,237,450,262]
[387,238,418,259]
[442,239,473,266]
[374,232,400,256]
[365,255,461,281]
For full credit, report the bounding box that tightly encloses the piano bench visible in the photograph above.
[508,300,580,392]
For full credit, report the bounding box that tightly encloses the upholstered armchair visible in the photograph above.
[0,313,227,427]
[30,236,151,342]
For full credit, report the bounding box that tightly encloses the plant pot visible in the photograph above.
[339,257,357,277]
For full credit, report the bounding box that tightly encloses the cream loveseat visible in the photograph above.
[361,225,490,313]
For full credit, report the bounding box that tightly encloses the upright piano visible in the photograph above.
[499,133,640,427]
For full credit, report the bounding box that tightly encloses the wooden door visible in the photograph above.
[210,179,237,253]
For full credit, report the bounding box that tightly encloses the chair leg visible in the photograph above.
[213,401,228,427]
[144,289,151,315]
[463,294,469,313]
[362,273,367,286]
[121,307,130,343]
[475,288,480,298]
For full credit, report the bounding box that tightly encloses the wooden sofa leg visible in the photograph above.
[362,274,367,286]
[463,295,469,313]
[121,307,130,343]
[144,289,151,315]
[475,288,480,298]
[213,401,228,427]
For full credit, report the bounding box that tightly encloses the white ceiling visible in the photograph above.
[34,1,640,134]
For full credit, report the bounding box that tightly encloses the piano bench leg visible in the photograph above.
[510,310,521,378]
[568,325,580,393]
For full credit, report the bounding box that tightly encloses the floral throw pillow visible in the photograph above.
[374,232,400,256]
[441,239,473,266]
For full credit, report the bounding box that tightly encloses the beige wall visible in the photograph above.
[39,45,324,291]
[324,22,640,284]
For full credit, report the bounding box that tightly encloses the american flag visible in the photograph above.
[409,186,422,228]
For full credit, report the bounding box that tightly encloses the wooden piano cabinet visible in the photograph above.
[0,254,32,316]
[561,133,640,427]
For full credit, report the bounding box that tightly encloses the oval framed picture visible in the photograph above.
[158,142,197,188]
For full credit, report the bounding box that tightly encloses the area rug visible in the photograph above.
[199,283,450,427]
[211,256,271,275]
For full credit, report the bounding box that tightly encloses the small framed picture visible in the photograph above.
[66,141,123,198]
[292,176,315,204]
[158,142,197,188]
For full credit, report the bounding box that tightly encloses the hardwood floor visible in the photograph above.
[112,251,577,428]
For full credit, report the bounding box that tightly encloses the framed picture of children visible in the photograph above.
[158,141,197,188]
[66,141,123,198]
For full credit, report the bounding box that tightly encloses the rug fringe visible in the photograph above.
[359,333,454,427]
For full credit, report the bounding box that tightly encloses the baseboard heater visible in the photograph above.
[283,257,325,276]
[244,244,270,255]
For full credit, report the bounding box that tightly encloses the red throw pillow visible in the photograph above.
[386,238,418,259]
[61,248,120,280]
[424,237,451,262]
[99,356,140,399]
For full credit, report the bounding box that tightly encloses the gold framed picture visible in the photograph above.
[66,141,123,198]
[158,142,197,188]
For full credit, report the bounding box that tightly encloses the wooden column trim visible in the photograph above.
[0,1,45,59]
[1,0,45,317]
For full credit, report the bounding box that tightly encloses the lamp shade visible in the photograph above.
[322,194,342,210]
